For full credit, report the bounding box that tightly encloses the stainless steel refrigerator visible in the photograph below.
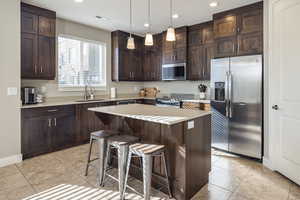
[210,55,262,159]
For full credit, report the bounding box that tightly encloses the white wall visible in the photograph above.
[0,0,22,166]
[22,18,144,98]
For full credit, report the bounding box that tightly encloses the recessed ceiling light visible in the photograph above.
[144,23,150,27]
[74,0,84,3]
[172,14,179,19]
[209,2,218,7]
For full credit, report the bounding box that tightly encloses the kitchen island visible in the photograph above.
[89,104,211,200]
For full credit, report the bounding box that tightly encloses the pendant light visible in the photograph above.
[127,0,135,49]
[144,0,153,46]
[166,0,176,41]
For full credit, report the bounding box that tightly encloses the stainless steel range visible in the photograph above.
[156,93,195,108]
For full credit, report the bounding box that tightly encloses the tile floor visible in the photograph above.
[0,144,299,200]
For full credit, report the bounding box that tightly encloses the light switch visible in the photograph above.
[7,87,18,96]
[188,120,194,129]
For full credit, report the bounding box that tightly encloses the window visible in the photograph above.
[58,35,106,90]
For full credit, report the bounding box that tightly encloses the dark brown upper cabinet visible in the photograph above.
[162,27,187,65]
[21,3,56,80]
[213,1,263,58]
[111,30,144,81]
[187,21,214,81]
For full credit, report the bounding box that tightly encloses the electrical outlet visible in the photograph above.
[7,87,18,96]
[188,120,194,129]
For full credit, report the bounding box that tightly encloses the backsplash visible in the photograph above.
[143,80,211,99]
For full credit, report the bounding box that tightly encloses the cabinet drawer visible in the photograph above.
[22,105,75,118]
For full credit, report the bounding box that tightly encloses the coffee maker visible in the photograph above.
[21,87,38,105]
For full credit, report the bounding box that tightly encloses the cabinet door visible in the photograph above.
[237,32,263,55]
[38,36,55,79]
[22,116,52,158]
[119,50,131,81]
[162,50,175,64]
[239,9,263,35]
[214,15,237,39]
[175,29,187,49]
[214,37,236,58]
[52,114,76,150]
[131,51,143,81]
[154,51,162,81]
[203,44,214,80]
[202,25,214,44]
[21,12,38,34]
[174,48,187,64]
[21,33,38,78]
[188,29,202,46]
[143,50,152,81]
[38,16,56,37]
[188,46,204,80]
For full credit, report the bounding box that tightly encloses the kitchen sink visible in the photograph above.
[75,99,105,103]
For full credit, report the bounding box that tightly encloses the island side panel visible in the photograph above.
[161,123,186,200]
[184,114,212,199]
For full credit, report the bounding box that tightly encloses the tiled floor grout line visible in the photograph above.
[15,163,38,194]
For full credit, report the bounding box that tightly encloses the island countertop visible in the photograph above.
[89,104,211,125]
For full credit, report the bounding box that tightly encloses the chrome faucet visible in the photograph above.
[84,84,95,101]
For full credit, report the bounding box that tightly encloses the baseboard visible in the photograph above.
[0,154,22,168]
[263,156,274,170]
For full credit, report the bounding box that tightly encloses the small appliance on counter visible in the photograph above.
[21,87,38,105]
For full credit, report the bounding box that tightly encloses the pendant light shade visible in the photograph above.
[166,27,176,41]
[127,0,135,49]
[145,33,154,46]
[166,0,176,42]
[127,36,135,49]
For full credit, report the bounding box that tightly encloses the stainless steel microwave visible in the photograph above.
[162,63,186,81]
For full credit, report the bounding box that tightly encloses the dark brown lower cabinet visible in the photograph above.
[21,99,153,159]
[21,105,76,159]
[75,101,117,143]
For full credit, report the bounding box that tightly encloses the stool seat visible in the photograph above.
[129,143,165,155]
[107,135,139,147]
[91,130,119,139]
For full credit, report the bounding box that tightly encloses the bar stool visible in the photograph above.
[84,130,119,185]
[102,135,139,198]
[123,143,172,200]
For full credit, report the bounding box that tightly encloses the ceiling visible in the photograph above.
[22,0,262,35]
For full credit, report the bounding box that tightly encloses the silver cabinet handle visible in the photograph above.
[48,119,52,127]
[54,118,57,127]
[47,109,58,112]
[34,65,37,74]
[40,66,43,73]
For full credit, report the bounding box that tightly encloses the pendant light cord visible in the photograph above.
[129,0,132,37]
[148,0,151,32]
[170,0,173,27]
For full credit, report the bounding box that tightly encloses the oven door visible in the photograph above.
[162,63,186,81]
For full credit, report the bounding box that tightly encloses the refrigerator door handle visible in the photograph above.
[228,72,233,118]
[225,71,230,117]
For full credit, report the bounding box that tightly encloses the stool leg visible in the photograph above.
[97,138,107,186]
[122,151,132,200]
[102,143,112,187]
[162,152,172,198]
[143,155,153,200]
[85,137,94,176]
[118,145,129,200]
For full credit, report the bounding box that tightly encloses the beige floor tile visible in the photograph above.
[209,166,242,192]
[213,157,251,177]
[5,185,35,200]
[0,165,20,178]
[228,192,256,200]
[289,183,300,200]
[191,184,232,200]
[234,171,290,200]
[0,173,31,193]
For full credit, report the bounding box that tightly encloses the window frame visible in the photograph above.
[57,34,107,92]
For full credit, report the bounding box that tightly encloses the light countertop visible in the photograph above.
[21,96,156,109]
[89,104,211,125]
